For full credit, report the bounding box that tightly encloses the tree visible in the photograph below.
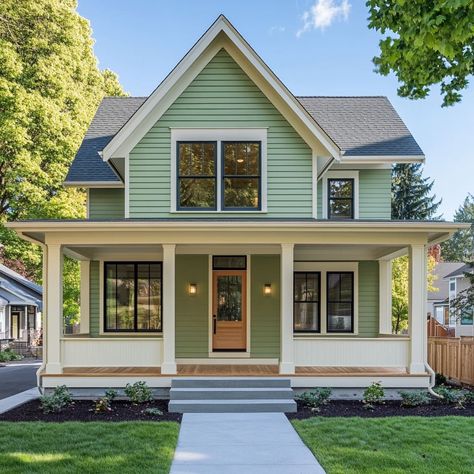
[0,0,126,318]
[367,0,474,107]
[391,163,441,220]
[441,194,474,262]
[451,262,474,323]
[392,255,437,333]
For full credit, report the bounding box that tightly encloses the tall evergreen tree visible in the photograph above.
[441,194,474,262]
[391,163,441,220]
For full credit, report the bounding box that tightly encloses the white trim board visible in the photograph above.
[321,170,359,219]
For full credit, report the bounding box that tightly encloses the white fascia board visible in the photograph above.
[63,181,124,188]
[102,15,341,161]
[340,155,425,164]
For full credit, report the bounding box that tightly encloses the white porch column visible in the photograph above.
[408,244,427,374]
[45,243,63,373]
[379,259,393,334]
[162,244,177,374]
[280,243,295,374]
[79,260,90,334]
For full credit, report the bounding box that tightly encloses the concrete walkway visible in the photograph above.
[0,387,40,415]
[170,412,325,474]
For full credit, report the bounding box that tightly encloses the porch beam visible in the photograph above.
[408,244,427,374]
[280,243,295,374]
[162,244,177,374]
[45,243,63,373]
[379,259,393,334]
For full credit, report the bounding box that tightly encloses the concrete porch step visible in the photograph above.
[171,377,291,389]
[170,387,294,400]
[168,398,297,413]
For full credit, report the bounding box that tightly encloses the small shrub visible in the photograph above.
[142,407,163,417]
[0,348,23,362]
[399,391,431,407]
[104,389,118,402]
[434,385,469,408]
[297,388,332,412]
[93,397,112,413]
[40,385,73,414]
[124,381,153,404]
[363,382,384,409]
[463,390,474,404]
[435,372,447,386]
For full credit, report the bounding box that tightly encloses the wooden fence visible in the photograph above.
[428,336,474,386]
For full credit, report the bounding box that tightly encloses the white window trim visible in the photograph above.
[322,170,359,219]
[170,128,267,213]
[294,261,359,335]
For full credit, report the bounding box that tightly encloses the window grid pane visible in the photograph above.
[327,272,353,333]
[294,272,320,332]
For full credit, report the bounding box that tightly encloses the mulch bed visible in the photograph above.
[0,399,182,423]
[287,400,474,419]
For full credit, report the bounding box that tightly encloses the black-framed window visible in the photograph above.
[328,178,354,219]
[222,142,261,210]
[327,272,354,333]
[212,255,247,270]
[294,272,321,332]
[104,262,162,332]
[177,142,217,210]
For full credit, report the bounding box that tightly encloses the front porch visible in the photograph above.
[9,219,459,389]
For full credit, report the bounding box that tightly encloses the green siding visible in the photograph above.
[250,255,280,358]
[88,189,125,219]
[89,261,100,337]
[175,255,209,358]
[358,261,379,337]
[359,169,391,219]
[129,49,313,218]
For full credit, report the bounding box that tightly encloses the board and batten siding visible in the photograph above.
[129,49,313,218]
[317,169,391,219]
[88,189,125,219]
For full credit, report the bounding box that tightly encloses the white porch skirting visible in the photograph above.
[61,338,163,367]
[294,337,409,367]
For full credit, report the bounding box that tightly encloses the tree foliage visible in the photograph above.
[367,0,474,107]
[391,164,441,220]
[441,194,474,262]
[0,0,126,317]
[451,262,474,322]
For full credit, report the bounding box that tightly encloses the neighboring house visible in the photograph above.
[7,16,467,395]
[0,263,42,343]
[444,264,474,337]
[428,262,464,327]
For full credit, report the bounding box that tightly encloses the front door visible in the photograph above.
[10,312,20,339]
[212,270,246,351]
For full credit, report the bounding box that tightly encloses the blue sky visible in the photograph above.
[77,0,473,219]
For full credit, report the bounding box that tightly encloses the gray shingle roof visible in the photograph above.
[444,263,473,279]
[296,96,424,156]
[66,95,423,183]
[65,97,147,183]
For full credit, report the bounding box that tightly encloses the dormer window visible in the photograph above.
[328,178,354,219]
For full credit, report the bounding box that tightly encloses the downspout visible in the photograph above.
[425,362,442,398]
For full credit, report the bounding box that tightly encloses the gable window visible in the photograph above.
[327,272,354,333]
[222,142,261,210]
[105,262,162,332]
[177,142,217,210]
[328,179,354,219]
[294,272,320,332]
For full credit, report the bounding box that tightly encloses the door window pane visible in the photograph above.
[294,272,320,332]
[213,256,247,270]
[328,179,354,219]
[327,272,353,333]
[217,275,242,321]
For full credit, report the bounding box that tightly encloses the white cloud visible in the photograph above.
[297,0,351,37]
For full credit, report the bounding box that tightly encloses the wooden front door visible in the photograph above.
[212,270,246,351]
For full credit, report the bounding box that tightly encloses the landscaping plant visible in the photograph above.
[124,381,153,404]
[363,382,385,409]
[92,389,118,413]
[297,388,332,412]
[434,385,471,409]
[40,385,73,414]
[142,407,163,417]
[0,348,23,362]
[399,391,431,408]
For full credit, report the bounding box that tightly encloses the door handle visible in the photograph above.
[213,315,217,334]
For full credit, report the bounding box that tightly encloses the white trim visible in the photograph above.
[294,261,359,335]
[379,260,393,334]
[340,155,425,164]
[312,153,318,219]
[85,189,90,219]
[63,182,124,188]
[280,243,295,373]
[170,128,268,213]
[102,16,340,162]
[322,170,359,219]
[79,261,90,334]
[177,358,277,365]
[124,153,130,218]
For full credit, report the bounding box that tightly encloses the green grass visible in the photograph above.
[0,422,179,473]
[293,416,474,474]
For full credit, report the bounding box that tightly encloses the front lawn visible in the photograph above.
[293,416,473,473]
[0,422,179,473]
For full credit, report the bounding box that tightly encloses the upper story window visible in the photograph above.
[223,142,261,210]
[177,142,217,210]
[328,178,354,219]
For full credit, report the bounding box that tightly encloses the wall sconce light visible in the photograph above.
[189,283,197,295]
[264,283,272,295]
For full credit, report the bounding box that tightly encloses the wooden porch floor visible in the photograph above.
[46,365,419,377]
